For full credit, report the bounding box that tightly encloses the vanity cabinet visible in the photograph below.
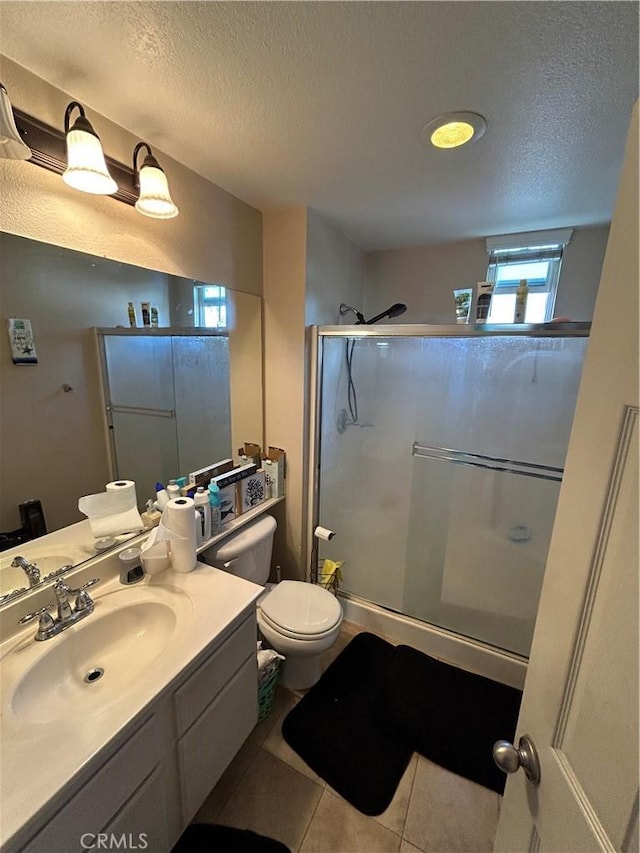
[19,611,258,853]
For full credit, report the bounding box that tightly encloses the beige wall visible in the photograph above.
[263,209,308,580]
[365,225,610,324]
[305,209,366,326]
[0,58,263,534]
[0,57,263,295]
[262,209,367,579]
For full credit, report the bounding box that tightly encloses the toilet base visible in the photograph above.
[279,654,323,691]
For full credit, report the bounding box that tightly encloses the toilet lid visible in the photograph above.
[259,581,342,637]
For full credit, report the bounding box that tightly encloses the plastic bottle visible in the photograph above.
[475,281,494,323]
[514,279,529,323]
[167,479,181,501]
[194,486,212,543]
[208,480,223,535]
[155,482,170,510]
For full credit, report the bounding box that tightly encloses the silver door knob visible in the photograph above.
[493,734,541,785]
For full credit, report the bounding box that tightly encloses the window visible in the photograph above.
[485,229,572,323]
[193,284,227,328]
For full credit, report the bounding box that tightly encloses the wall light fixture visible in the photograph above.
[62,101,117,195]
[2,84,178,218]
[0,83,31,160]
[133,142,179,219]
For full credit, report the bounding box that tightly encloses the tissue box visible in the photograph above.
[240,470,266,511]
[188,458,235,488]
[236,442,262,468]
[263,447,286,498]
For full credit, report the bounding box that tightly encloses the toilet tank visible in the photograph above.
[200,514,277,584]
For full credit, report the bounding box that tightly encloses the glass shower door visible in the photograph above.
[101,331,232,506]
[316,331,588,657]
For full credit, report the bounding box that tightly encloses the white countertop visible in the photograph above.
[0,559,262,850]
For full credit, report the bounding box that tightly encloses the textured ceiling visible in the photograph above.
[0,1,638,249]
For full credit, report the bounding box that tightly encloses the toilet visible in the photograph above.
[200,515,343,690]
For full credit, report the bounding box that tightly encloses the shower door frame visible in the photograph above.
[307,322,591,686]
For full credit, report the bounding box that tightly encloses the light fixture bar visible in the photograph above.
[12,108,138,206]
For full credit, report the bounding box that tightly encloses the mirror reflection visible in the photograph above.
[0,232,264,601]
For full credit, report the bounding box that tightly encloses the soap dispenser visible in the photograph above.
[208,480,223,535]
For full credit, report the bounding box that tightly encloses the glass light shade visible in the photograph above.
[430,121,475,149]
[0,87,31,159]
[63,128,118,194]
[135,164,179,219]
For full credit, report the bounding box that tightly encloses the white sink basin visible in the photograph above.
[4,585,191,726]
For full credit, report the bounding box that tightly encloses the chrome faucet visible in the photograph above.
[11,556,41,588]
[18,577,100,641]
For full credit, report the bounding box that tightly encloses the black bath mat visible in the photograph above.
[281,632,413,816]
[282,633,522,814]
[381,643,522,794]
[172,824,291,853]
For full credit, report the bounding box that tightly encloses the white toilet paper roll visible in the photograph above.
[106,479,137,503]
[78,479,143,538]
[314,525,336,541]
[162,497,198,574]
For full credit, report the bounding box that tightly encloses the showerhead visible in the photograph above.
[365,303,408,324]
[339,303,366,324]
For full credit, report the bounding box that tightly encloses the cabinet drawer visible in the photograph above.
[178,655,257,822]
[24,715,161,853]
[175,614,256,736]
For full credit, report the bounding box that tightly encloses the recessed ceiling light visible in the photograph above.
[421,112,487,149]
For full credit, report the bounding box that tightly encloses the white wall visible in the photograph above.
[364,225,610,324]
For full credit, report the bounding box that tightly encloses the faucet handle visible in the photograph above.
[73,578,100,612]
[19,606,56,641]
[19,606,51,624]
[68,577,100,596]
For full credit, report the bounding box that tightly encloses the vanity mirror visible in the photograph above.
[0,232,264,604]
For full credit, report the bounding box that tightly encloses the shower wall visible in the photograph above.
[316,330,588,657]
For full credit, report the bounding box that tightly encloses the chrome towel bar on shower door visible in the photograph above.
[412,442,564,482]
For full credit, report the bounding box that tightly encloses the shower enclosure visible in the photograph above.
[309,323,589,682]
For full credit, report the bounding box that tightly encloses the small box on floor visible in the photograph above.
[240,469,266,511]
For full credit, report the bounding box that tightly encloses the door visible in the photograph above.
[494,104,639,850]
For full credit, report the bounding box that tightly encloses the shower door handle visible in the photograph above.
[492,734,541,785]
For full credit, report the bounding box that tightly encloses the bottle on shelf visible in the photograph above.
[208,480,223,535]
[194,486,212,543]
[167,479,180,501]
[514,279,529,323]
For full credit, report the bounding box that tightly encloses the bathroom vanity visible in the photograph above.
[0,545,263,852]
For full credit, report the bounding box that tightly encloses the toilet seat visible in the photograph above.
[259,580,342,640]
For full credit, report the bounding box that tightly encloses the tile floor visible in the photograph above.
[193,622,501,853]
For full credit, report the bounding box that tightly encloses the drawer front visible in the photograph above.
[102,765,170,853]
[24,716,161,853]
[178,655,257,822]
[175,613,256,736]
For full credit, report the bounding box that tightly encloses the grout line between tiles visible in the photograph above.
[294,785,324,853]
[399,753,419,845]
